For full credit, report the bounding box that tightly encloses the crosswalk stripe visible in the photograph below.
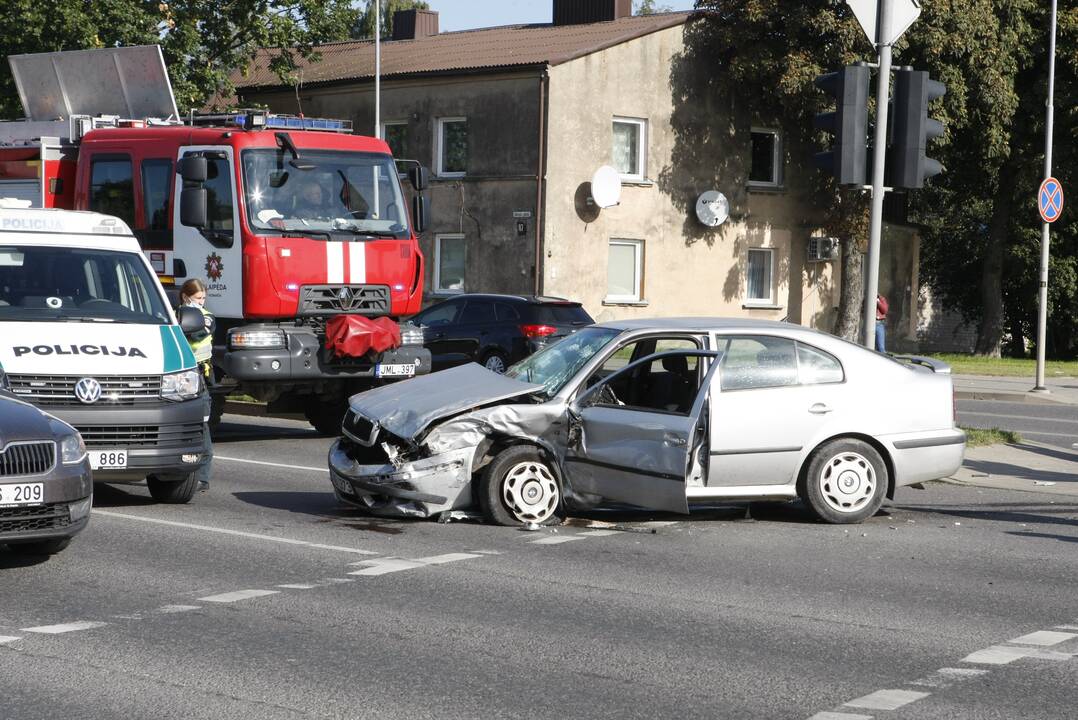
[198,589,279,603]
[22,621,108,634]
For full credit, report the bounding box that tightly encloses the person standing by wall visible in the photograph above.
[875,293,889,353]
[179,279,215,491]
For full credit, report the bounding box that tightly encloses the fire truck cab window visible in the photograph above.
[139,159,173,250]
[89,157,135,228]
[204,157,235,233]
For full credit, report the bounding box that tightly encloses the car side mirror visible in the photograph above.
[180,187,208,228]
[177,156,208,183]
[177,305,204,336]
[412,194,429,233]
[408,165,430,192]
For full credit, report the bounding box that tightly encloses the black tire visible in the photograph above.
[478,446,564,526]
[801,438,888,524]
[147,473,198,504]
[12,537,71,556]
[304,401,348,436]
[481,350,509,374]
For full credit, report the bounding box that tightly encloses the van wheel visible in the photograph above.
[147,473,198,504]
[305,401,348,436]
[478,446,564,526]
[12,537,71,556]
[802,439,888,524]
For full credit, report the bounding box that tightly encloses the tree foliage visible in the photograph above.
[635,0,675,14]
[351,0,431,40]
[0,0,358,117]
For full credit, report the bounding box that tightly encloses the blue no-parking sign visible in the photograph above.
[1038,177,1064,223]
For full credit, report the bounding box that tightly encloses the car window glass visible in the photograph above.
[462,300,495,324]
[536,304,593,324]
[719,336,798,391]
[591,350,705,416]
[651,338,698,372]
[797,342,844,384]
[89,156,135,228]
[414,301,460,326]
[495,302,521,321]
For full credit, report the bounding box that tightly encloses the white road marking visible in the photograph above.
[642,521,678,527]
[23,621,108,634]
[844,689,929,710]
[417,553,481,565]
[909,667,988,688]
[94,510,376,555]
[808,713,873,720]
[214,455,329,473]
[962,645,1035,665]
[0,636,20,644]
[277,583,318,590]
[1008,630,1076,646]
[198,589,280,603]
[351,558,426,576]
[580,529,621,537]
[529,535,583,545]
[1030,649,1075,661]
[1055,624,1078,631]
[469,550,502,555]
[157,605,200,614]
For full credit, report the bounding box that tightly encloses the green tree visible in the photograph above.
[0,1,359,117]
[635,0,674,14]
[351,0,430,40]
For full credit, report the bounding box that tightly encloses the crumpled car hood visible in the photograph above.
[347,363,543,442]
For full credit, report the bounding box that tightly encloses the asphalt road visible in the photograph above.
[1,414,1076,720]
[957,398,1078,449]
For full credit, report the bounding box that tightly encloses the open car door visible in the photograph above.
[564,350,721,513]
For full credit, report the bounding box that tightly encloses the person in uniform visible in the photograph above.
[179,279,215,491]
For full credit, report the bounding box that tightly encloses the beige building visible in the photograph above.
[235,0,932,347]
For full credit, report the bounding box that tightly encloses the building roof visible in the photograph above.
[233,11,694,91]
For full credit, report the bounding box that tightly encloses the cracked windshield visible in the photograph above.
[506,326,620,397]
[241,149,409,238]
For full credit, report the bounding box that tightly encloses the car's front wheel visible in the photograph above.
[479,446,564,526]
[802,438,888,524]
[147,473,198,504]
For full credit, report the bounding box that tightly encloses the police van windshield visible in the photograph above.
[241,149,410,239]
[0,246,170,324]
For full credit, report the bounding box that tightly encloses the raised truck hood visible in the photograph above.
[347,363,542,443]
[0,322,196,376]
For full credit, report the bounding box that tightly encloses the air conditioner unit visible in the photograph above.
[807,237,840,263]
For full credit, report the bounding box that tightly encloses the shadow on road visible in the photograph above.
[892,502,1078,529]
[1006,530,1078,544]
[1002,442,1078,464]
[231,490,409,535]
[91,482,158,508]
[963,458,1078,486]
[0,548,55,568]
[212,420,322,444]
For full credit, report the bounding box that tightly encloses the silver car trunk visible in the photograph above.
[347,363,542,443]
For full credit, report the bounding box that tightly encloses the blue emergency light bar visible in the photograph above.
[190,110,352,133]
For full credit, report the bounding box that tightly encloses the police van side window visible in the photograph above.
[89,156,135,227]
[204,158,234,233]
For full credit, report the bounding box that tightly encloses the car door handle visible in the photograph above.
[663,433,687,447]
[808,403,833,415]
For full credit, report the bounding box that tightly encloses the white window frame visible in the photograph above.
[745,247,775,305]
[605,238,644,304]
[435,117,467,178]
[612,117,648,182]
[748,127,783,188]
[434,233,466,294]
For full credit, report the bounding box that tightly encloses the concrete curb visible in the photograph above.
[953,391,1065,404]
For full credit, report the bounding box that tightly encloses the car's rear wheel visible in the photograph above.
[147,473,198,504]
[482,350,508,374]
[802,438,888,524]
[11,537,71,556]
[479,446,563,526]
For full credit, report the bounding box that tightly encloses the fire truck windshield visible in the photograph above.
[241,150,410,239]
[0,246,171,324]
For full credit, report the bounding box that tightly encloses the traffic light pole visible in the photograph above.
[1033,0,1057,393]
[862,0,894,349]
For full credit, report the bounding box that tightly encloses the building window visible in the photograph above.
[612,117,647,181]
[746,248,774,303]
[381,121,408,158]
[434,234,466,293]
[748,128,782,187]
[435,117,467,177]
[606,238,643,303]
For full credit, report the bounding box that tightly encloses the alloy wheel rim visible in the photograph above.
[818,451,876,513]
[485,355,506,373]
[501,460,559,523]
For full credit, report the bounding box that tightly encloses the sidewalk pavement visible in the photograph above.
[952,373,1078,405]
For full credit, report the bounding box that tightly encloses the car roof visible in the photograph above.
[594,316,833,338]
[433,293,580,305]
[0,207,139,252]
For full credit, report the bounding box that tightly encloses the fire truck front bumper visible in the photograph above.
[221,324,431,382]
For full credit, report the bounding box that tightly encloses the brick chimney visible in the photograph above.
[552,0,632,25]
[392,9,440,41]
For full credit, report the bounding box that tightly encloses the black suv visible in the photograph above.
[405,294,593,373]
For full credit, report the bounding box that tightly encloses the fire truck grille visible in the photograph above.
[0,503,72,533]
[299,285,390,316]
[75,424,204,449]
[9,374,163,407]
[0,442,56,477]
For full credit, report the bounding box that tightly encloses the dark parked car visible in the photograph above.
[404,294,593,373]
[0,381,92,556]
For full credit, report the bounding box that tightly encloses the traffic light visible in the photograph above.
[813,63,870,186]
[890,68,946,189]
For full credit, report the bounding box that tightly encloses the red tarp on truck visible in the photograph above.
[325,315,401,358]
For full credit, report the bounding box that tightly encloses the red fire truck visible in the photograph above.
[0,46,430,433]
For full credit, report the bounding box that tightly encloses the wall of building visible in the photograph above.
[540,24,837,328]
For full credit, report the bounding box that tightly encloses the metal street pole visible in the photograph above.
[1033,0,1057,392]
[375,0,382,139]
[863,0,894,349]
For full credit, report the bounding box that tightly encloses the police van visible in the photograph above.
[0,202,210,503]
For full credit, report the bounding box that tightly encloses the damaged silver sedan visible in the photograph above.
[327,318,966,525]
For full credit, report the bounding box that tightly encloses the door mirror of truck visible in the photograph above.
[177,305,205,336]
[178,156,208,183]
[408,164,430,192]
[412,194,430,234]
[180,187,208,228]
[173,258,187,277]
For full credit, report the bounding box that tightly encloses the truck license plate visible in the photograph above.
[0,482,44,507]
[376,363,416,378]
[90,449,128,470]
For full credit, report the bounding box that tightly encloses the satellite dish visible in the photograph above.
[590,165,622,209]
[695,190,729,227]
